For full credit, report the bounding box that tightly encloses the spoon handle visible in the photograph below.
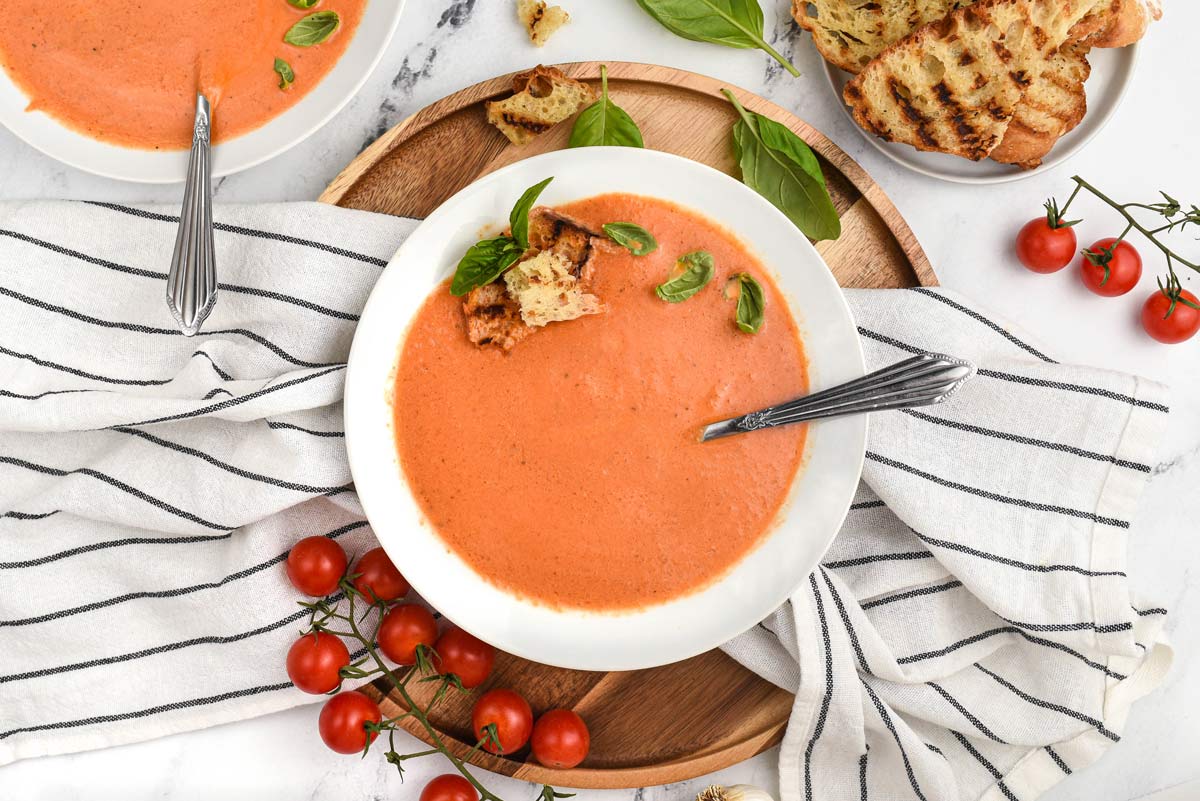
[701,353,976,441]
[165,94,217,337]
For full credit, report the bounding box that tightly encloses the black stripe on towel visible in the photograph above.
[950,731,1020,801]
[912,529,1126,577]
[824,551,934,570]
[866,451,1130,529]
[859,747,870,801]
[193,351,234,381]
[862,580,963,610]
[850,500,887,510]
[0,521,368,627]
[820,568,870,673]
[860,680,928,801]
[901,410,1152,474]
[998,616,1132,634]
[804,574,835,801]
[0,533,233,570]
[973,663,1120,742]
[1044,746,1072,775]
[926,682,1006,743]
[898,626,1127,680]
[907,287,1057,363]
[266,421,345,438]
[0,344,172,386]
[0,455,233,531]
[1,510,60,521]
[83,202,390,268]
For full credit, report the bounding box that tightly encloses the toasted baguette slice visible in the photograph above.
[504,251,603,327]
[843,0,1107,161]
[517,0,570,46]
[991,41,1091,169]
[1075,0,1160,47]
[792,0,965,74]
[485,65,595,145]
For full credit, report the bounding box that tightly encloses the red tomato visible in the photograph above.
[351,547,410,602]
[286,632,350,694]
[434,627,496,689]
[286,536,347,597]
[378,604,438,665]
[1080,238,1142,296]
[1142,288,1200,344]
[471,689,533,755]
[1015,216,1077,273]
[318,691,381,755]
[420,774,477,801]
[530,709,590,769]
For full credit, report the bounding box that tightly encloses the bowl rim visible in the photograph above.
[344,146,867,671]
[0,0,406,184]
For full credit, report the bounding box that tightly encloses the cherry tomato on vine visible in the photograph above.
[1080,237,1142,297]
[471,688,533,755]
[1142,287,1200,344]
[420,774,477,801]
[286,631,350,694]
[1015,207,1077,274]
[530,709,590,769]
[378,604,438,665]
[286,536,347,597]
[434,627,496,689]
[318,691,381,754]
[351,547,410,602]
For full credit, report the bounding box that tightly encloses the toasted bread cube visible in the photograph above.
[504,250,603,327]
[518,0,570,46]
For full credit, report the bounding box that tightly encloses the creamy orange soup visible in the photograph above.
[394,194,809,611]
[0,0,366,150]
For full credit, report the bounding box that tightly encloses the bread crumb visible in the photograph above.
[518,0,570,46]
[504,250,603,327]
[485,64,595,145]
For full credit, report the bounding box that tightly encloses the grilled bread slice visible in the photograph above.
[504,251,603,327]
[991,41,1091,168]
[842,0,1107,161]
[792,0,968,74]
[485,65,595,146]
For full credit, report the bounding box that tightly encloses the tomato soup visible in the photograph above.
[0,0,366,150]
[393,195,809,611]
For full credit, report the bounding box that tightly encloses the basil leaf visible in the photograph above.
[450,236,523,296]
[732,273,765,333]
[603,222,658,256]
[273,58,295,91]
[568,65,644,148]
[288,0,320,6]
[284,11,340,46]
[755,114,825,188]
[509,177,553,250]
[723,90,840,241]
[656,251,714,302]
[635,0,798,77]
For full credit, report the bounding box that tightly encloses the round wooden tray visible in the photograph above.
[321,61,935,790]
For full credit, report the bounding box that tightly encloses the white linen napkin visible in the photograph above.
[0,201,1171,801]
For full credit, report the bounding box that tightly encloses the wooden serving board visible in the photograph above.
[321,61,936,790]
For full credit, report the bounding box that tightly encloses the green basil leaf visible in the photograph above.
[656,251,714,302]
[755,114,825,188]
[635,0,798,77]
[449,236,523,296]
[509,177,553,250]
[723,90,840,241]
[273,58,295,91]
[568,65,644,148]
[288,0,321,7]
[732,273,765,333]
[603,222,658,256]
[284,11,340,46]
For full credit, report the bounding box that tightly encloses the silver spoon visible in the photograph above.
[165,93,217,337]
[701,352,975,441]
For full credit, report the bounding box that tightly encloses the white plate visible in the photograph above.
[344,147,867,672]
[823,44,1139,184]
[0,0,404,184]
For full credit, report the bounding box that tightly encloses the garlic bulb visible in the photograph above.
[695,784,776,801]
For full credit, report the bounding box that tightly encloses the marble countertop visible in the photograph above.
[0,2,1196,799]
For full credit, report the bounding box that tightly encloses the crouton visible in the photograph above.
[503,251,603,327]
[518,0,570,46]
[527,206,605,282]
[462,281,534,351]
[485,65,595,145]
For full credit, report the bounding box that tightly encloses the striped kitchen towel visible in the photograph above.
[0,201,1172,801]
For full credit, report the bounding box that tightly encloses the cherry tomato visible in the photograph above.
[1142,288,1200,344]
[420,774,477,801]
[286,536,347,597]
[318,691,381,755]
[378,604,438,665]
[434,627,496,689]
[351,547,410,602]
[286,631,350,694]
[1080,238,1142,296]
[471,688,533,755]
[1015,216,1077,273]
[530,709,590,769]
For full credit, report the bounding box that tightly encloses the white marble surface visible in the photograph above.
[0,2,1197,799]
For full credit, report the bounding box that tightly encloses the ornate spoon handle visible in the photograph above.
[165,94,217,336]
[701,353,976,441]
